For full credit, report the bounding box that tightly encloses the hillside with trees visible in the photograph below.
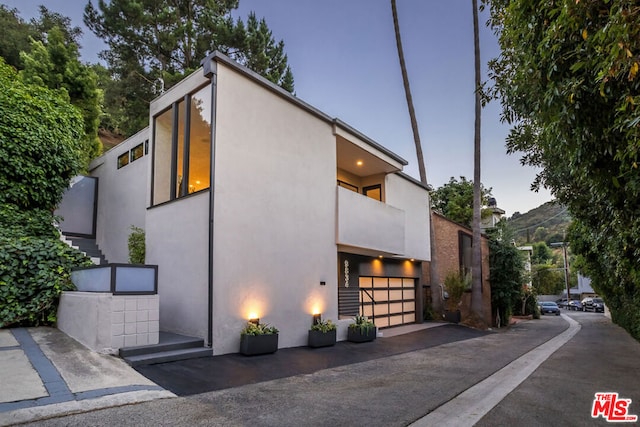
[508,201,572,245]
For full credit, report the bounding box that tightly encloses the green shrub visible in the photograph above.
[310,319,336,333]
[240,322,279,335]
[0,236,91,328]
[0,59,84,211]
[127,225,145,264]
[0,204,59,239]
[348,315,375,333]
[444,270,471,312]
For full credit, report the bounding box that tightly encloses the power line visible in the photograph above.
[513,206,569,233]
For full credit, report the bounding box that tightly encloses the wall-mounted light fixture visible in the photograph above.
[312,313,322,325]
[249,317,260,325]
[320,281,326,286]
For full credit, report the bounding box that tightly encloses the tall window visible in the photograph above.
[459,232,473,277]
[152,84,212,205]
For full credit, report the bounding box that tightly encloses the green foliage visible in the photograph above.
[84,0,294,135]
[532,264,565,296]
[0,203,92,328]
[486,0,640,339]
[531,242,553,265]
[240,322,279,336]
[431,176,492,227]
[423,304,436,321]
[487,224,526,326]
[127,226,146,264]
[310,319,336,333]
[348,315,375,332]
[443,270,471,311]
[20,26,103,167]
[0,5,34,69]
[507,202,571,245]
[0,5,82,71]
[236,12,295,93]
[0,59,84,211]
[0,205,59,239]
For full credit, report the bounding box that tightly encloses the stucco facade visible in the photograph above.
[84,52,432,355]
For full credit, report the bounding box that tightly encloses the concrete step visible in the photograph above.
[120,332,210,366]
[123,347,212,367]
[60,234,108,265]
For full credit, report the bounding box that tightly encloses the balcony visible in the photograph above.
[336,186,405,255]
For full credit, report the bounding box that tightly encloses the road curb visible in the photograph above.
[411,314,581,426]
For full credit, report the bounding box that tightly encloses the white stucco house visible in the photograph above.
[61,52,431,356]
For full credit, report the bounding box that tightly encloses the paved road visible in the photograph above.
[476,311,640,426]
[23,312,639,426]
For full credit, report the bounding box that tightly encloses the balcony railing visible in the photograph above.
[336,186,405,255]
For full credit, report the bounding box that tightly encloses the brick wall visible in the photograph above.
[430,213,492,326]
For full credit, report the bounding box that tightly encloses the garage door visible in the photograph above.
[358,277,416,328]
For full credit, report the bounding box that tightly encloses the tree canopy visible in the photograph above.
[431,176,492,227]
[84,0,295,135]
[486,0,640,338]
[0,6,102,166]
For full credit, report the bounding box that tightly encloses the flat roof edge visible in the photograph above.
[206,52,409,168]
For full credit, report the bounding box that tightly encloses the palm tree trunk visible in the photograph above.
[471,0,484,321]
[391,0,440,315]
[391,0,426,184]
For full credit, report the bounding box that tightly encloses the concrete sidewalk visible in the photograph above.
[0,327,174,426]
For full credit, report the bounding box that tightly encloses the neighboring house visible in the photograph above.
[68,52,431,355]
[430,213,492,326]
[481,197,505,231]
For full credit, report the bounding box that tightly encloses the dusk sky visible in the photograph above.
[2,0,554,216]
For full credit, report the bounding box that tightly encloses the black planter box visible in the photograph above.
[444,310,461,324]
[239,333,278,356]
[308,329,337,348]
[347,327,377,343]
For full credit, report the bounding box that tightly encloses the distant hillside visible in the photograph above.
[507,201,572,244]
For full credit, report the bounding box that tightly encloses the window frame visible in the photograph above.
[150,83,212,207]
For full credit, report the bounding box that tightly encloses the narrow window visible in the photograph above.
[363,184,382,201]
[153,108,174,205]
[131,143,144,162]
[117,152,129,169]
[338,180,358,193]
[187,85,212,193]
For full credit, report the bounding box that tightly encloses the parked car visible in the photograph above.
[581,297,605,313]
[539,301,561,316]
[567,300,583,311]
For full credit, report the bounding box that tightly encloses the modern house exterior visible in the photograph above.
[72,52,431,355]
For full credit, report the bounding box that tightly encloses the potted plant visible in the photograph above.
[347,315,377,342]
[308,319,337,348]
[443,270,471,323]
[239,321,279,356]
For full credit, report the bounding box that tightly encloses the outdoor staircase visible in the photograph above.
[60,234,108,265]
[119,332,212,366]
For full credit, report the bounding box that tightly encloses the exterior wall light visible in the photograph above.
[248,317,260,325]
[312,313,322,325]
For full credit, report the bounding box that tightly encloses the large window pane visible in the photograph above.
[152,83,212,205]
[188,85,212,192]
[153,108,173,205]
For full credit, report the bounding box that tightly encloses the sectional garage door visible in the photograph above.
[358,277,416,328]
